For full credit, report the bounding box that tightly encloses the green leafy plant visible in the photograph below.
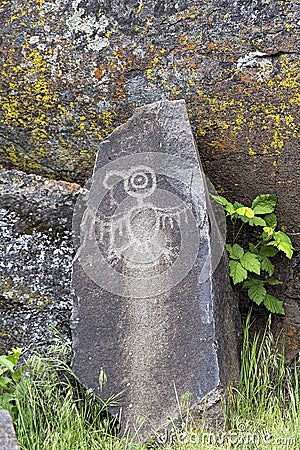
[0,347,25,418]
[212,194,294,314]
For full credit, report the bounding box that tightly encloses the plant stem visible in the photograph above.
[233,222,245,244]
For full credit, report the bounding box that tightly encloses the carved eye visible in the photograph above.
[125,166,157,198]
[129,172,150,190]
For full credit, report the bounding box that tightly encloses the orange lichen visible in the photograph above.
[94,69,103,79]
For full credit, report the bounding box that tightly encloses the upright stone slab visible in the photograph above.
[72,100,240,441]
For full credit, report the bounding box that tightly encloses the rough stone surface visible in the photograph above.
[0,410,19,450]
[0,169,80,353]
[72,100,241,441]
[0,1,299,235]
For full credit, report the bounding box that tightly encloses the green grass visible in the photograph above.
[2,314,300,449]
[225,313,300,449]
[13,344,135,450]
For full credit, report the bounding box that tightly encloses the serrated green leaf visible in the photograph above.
[240,215,266,226]
[240,252,261,274]
[267,240,294,259]
[273,231,293,245]
[211,195,227,206]
[247,217,267,227]
[264,294,285,315]
[261,256,275,276]
[264,213,277,229]
[240,216,249,224]
[252,194,277,214]
[235,207,255,218]
[229,260,248,284]
[211,195,235,215]
[226,243,244,260]
[276,242,294,259]
[267,229,294,257]
[257,245,278,258]
[248,283,267,305]
[225,204,236,216]
[225,244,231,253]
[261,232,272,242]
[233,201,244,209]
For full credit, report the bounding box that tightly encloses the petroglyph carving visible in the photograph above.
[98,165,188,270]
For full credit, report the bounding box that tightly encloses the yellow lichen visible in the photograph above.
[1,2,300,181]
[248,148,256,156]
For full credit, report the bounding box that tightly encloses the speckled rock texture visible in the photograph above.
[0,409,19,450]
[0,1,299,217]
[0,169,80,353]
[0,0,299,356]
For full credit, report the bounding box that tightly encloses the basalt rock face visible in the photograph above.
[0,1,299,222]
[0,169,80,353]
[0,1,299,354]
